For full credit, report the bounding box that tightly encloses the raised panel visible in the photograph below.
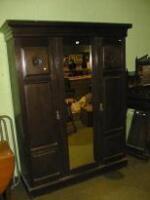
[104,75,124,132]
[24,82,57,147]
[31,145,61,183]
[103,133,124,158]
[103,39,124,69]
[21,47,50,77]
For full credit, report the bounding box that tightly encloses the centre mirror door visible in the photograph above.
[63,37,95,169]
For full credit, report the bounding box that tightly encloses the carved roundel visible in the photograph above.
[22,47,49,76]
[32,57,44,67]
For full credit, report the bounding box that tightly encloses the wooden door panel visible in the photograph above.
[20,37,68,184]
[103,75,124,133]
[102,39,124,69]
[31,145,61,184]
[21,47,50,77]
[102,73,126,160]
[24,82,57,147]
[92,37,126,162]
[103,133,124,159]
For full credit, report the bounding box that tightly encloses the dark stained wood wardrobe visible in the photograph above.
[1,21,132,195]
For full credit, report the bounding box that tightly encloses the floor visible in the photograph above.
[10,156,150,200]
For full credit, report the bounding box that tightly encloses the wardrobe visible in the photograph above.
[1,20,132,195]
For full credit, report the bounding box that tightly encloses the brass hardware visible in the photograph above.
[32,57,47,71]
[56,110,61,120]
[99,103,104,111]
[33,57,43,66]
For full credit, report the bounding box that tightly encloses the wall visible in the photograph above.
[0,0,150,170]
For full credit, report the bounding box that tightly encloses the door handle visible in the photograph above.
[56,110,61,120]
[99,103,104,112]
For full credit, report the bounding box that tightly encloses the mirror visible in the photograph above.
[63,37,94,169]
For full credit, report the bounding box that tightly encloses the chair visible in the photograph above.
[0,141,14,199]
[0,115,18,200]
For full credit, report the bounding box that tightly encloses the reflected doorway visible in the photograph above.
[63,37,95,169]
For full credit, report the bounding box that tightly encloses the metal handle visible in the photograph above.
[99,103,104,112]
[56,110,61,120]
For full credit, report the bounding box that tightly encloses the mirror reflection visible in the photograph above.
[63,38,94,169]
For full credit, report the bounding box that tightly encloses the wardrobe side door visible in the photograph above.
[18,38,67,185]
[92,37,126,163]
[102,72,126,162]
